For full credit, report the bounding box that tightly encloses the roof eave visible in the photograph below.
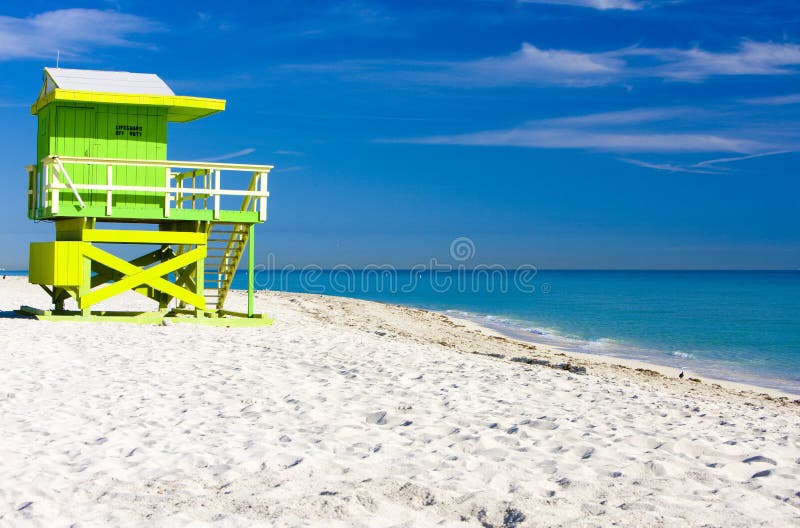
[31,89,226,122]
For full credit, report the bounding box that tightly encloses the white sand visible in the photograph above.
[1,276,799,527]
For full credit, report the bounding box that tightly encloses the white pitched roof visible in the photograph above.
[43,68,174,96]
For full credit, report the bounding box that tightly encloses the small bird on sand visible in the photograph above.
[679,371,685,379]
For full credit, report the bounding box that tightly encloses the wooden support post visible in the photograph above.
[159,244,169,312]
[259,171,268,222]
[196,236,205,317]
[48,164,59,214]
[164,168,171,218]
[80,251,92,316]
[213,169,221,220]
[176,173,183,210]
[248,223,254,318]
[106,165,113,215]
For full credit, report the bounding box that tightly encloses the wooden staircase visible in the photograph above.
[203,223,249,310]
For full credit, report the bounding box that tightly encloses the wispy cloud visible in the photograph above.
[201,148,256,162]
[288,40,800,87]
[535,107,699,126]
[272,165,304,174]
[637,41,800,81]
[383,107,800,174]
[387,108,769,154]
[457,40,800,85]
[744,93,800,106]
[693,150,796,168]
[285,44,623,87]
[425,43,623,87]
[619,150,796,174]
[618,158,719,174]
[399,128,763,153]
[0,9,161,61]
[519,0,644,10]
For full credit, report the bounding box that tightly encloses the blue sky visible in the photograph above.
[1,1,799,269]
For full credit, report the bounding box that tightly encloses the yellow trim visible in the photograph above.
[81,229,206,245]
[32,89,226,122]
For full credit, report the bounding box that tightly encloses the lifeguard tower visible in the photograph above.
[23,68,272,324]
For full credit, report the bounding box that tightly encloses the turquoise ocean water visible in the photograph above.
[237,269,800,394]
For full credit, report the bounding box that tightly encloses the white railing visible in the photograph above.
[34,156,272,220]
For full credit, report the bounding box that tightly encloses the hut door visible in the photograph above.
[55,106,96,207]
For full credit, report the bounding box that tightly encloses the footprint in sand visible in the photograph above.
[742,455,777,466]
[527,420,559,431]
[366,411,387,425]
[274,454,303,469]
[476,448,508,462]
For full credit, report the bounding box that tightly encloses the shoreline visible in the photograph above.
[253,287,800,399]
[441,310,800,400]
[443,311,800,400]
[249,287,800,405]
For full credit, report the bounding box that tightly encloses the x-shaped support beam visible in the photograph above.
[80,244,206,310]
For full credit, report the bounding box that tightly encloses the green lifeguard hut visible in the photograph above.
[24,68,272,323]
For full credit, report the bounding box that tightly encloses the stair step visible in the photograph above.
[201,223,247,312]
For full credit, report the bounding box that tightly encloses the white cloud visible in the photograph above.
[293,40,800,87]
[201,148,256,162]
[475,41,800,85]
[431,43,623,86]
[693,150,795,168]
[519,0,643,10]
[404,127,763,153]
[637,41,800,81]
[389,108,768,154]
[535,107,695,126]
[0,9,161,61]
[618,158,719,174]
[618,150,797,174]
[744,93,800,106]
[381,106,800,174]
